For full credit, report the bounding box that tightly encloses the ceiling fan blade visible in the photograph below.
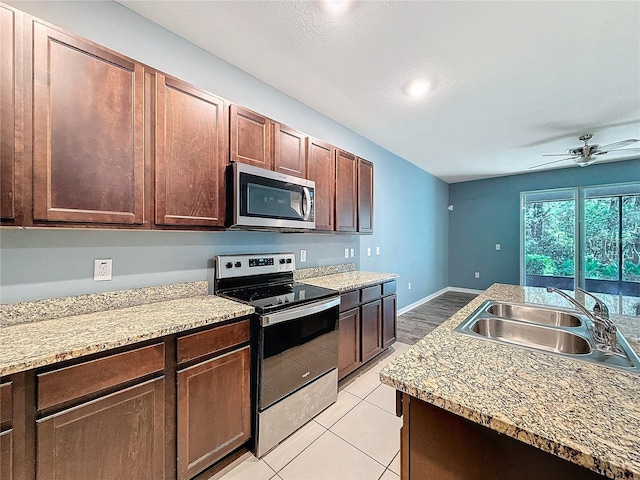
[597,139,640,151]
[542,153,578,157]
[593,147,640,156]
[529,157,574,169]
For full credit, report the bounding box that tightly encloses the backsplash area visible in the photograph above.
[1,262,359,327]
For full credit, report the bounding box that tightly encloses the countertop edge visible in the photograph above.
[379,284,640,479]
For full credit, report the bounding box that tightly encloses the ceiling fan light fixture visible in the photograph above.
[403,78,430,98]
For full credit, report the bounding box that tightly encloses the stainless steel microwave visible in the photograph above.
[229,162,315,230]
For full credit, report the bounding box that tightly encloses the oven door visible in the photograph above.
[233,162,315,230]
[258,297,339,411]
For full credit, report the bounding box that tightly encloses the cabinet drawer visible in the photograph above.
[340,290,360,312]
[177,320,250,365]
[0,382,11,427]
[38,343,165,410]
[383,281,397,295]
[361,284,382,303]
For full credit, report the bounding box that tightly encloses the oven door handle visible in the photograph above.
[261,297,340,327]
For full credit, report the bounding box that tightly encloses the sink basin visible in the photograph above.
[485,302,582,327]
[470,317,591,354]
[455,300,640,374]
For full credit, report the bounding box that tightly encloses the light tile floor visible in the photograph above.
[208,342,411,480]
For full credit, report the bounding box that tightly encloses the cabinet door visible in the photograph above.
[274,123,306,178]
[361,299,383,363]
[382,294,397,349]
[306,137,335,231]
[338,308,361,379]
[36,378,165,480]
[0,430,11,479]
[0,381,12,480]
[32,22,145,224]
[155,74,226,227]
[0,5,23,224]
[230,105,272,170]
[335,149,357,232]
[177,346,250,480]
[357,158,373,233]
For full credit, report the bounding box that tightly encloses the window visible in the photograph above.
[521,183,640,315]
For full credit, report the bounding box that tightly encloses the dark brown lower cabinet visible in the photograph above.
[400,393,606,480]
[36,377,165,480]
[382,294,397,349]
[177,346,250,480]
[338,281,397,380]
[360,299,382,363]
[338,308,361,378]
[0,429,12,479]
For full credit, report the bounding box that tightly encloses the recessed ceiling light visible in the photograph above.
[324,0,350,15]
[403,78,430,98]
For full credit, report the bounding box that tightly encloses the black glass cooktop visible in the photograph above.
[220,282,338,314]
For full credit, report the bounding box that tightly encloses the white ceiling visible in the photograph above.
[118,0,640,183]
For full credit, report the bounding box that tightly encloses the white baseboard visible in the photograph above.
[447,286,484,295]
[397,287,448,316]
[397,286,482,315]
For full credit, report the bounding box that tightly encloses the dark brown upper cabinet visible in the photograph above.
[273,122,307,178]
[31,21,145,225]
[306,137,335,231]
[229,105,273,170]
[154,73,227,228]
[0,4,24,225]
[357,158,374,233]
[335,149,357,232]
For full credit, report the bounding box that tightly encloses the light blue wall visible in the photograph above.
[1,1,449,306]
[448,158,640,290]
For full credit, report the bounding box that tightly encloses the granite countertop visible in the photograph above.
[0,266,395,377]
[380,283,640,479]
[300,270,399,292]
[0,295,253,376]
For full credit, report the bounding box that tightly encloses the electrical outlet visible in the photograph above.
[350,248,354,258]
[474,272,480,279]
[408,282,412,290]
[376,246,380,255]
[495,244,501,251]
[300,249,307,263]
[344,248,349,259]
[367,247,371,256]
[94,259,112,281]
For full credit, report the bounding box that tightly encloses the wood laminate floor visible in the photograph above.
[397,291,478,345]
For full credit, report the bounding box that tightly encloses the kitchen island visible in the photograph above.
[380,283,640,480]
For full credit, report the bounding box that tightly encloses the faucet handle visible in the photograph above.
[577,287,610,321]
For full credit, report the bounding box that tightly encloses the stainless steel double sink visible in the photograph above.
[455,300,640,373]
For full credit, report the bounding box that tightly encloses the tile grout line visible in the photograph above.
[326,396,401,472]
[265,422,330,475]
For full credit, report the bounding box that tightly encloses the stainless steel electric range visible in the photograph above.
[213,253,340,457]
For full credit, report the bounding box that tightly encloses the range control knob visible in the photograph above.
[235,261,242,268]
[225,262,233,269]
[279,259,286,264]
[286,258,292,264]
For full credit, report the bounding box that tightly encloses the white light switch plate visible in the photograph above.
[94,259,112,281]
[344,248,349,259]
[300,249,307,262]
[350,248,354,258]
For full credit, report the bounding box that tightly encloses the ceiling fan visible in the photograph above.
[531,134,640,169]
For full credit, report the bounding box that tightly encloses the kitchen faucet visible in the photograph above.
[546,287,619,353]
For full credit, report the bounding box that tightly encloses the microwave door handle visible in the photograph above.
[302,187,312,221]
